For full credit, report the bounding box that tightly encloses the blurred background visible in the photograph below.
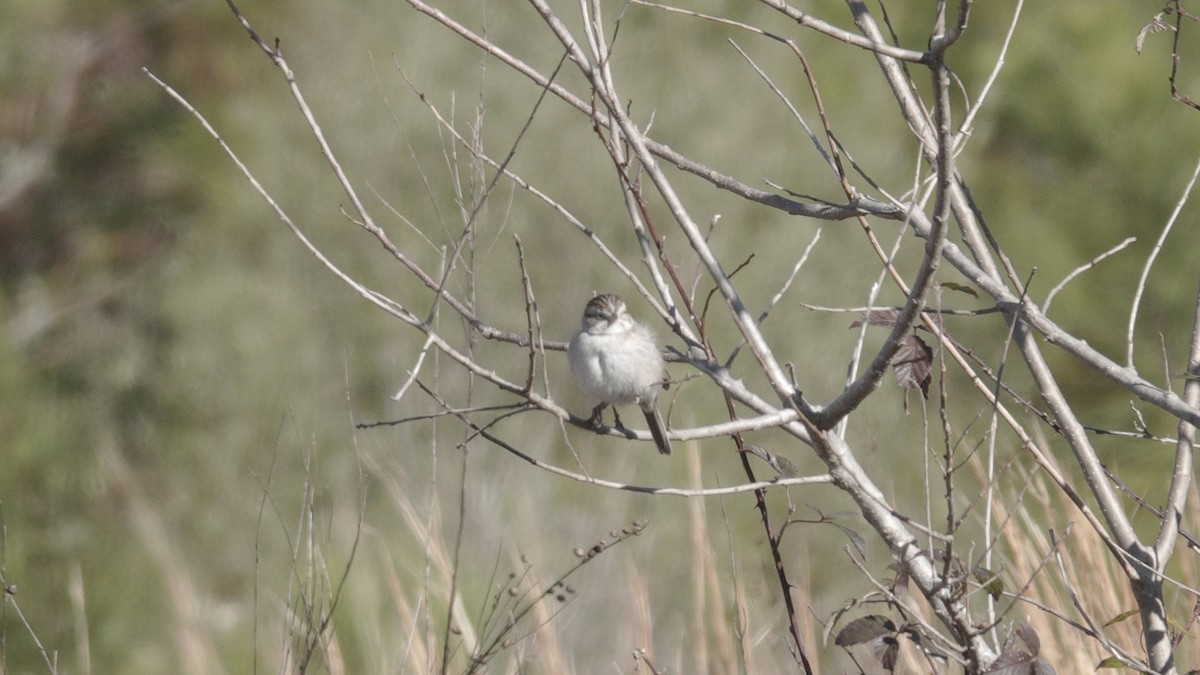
[2,0,1199,672]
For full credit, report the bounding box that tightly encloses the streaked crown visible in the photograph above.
[581,293,626,330]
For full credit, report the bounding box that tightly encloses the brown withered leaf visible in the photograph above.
[850,308,898,329]
[940,281,979,298]
[894,334,933,398]
[984,622,1056,674]
[1015,622,1040,657]
[834,615,895,647]
[983,650,1038,674]
[876,636,900,672]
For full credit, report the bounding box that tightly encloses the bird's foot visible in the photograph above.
[587,404,608,429]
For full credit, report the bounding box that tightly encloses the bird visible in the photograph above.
[568,293,672,455]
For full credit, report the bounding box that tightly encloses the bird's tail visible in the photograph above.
[642,405,672,455]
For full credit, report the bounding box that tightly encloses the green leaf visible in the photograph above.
[1101,608,1139,628]
[972,567,1004,601]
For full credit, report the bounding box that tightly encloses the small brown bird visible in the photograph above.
[567,294,671,454]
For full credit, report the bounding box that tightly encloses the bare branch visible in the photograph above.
[1043,236,1137,314]
[955,0,1025,146]
[1126,151,1200,367]
[444,400,833,497]
[1154,275,1200,562]
[759,0,931,64]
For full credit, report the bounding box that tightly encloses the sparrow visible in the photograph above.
[568,293,672,454]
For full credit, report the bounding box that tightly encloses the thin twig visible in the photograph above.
[725,38,836,173]
[726,228,822,368]
[1126,151,1200,367]
[1043,236,1136,314]
[513,235,540,394]
[1048,529,1149,670]
[955,0,1025,147]
[757,0,931,64]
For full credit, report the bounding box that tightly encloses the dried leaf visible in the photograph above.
[940,281,979,298]
[894,334,933,398]
[1032,659,1056,675]
[888,562,912,593]
[772,455,799,477]
[745,445,798,477]
[831,522,867,558]
[984,649,1036,675]
[986,629,1056,675]
[876,636,900,672]
[1015,622,1040,657]
[850,308,898,329]
[901,626,948,661]
[822,599,861,646]
[934,547,967,576]
[834,615,896,647]
[1136,13,1172,54]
